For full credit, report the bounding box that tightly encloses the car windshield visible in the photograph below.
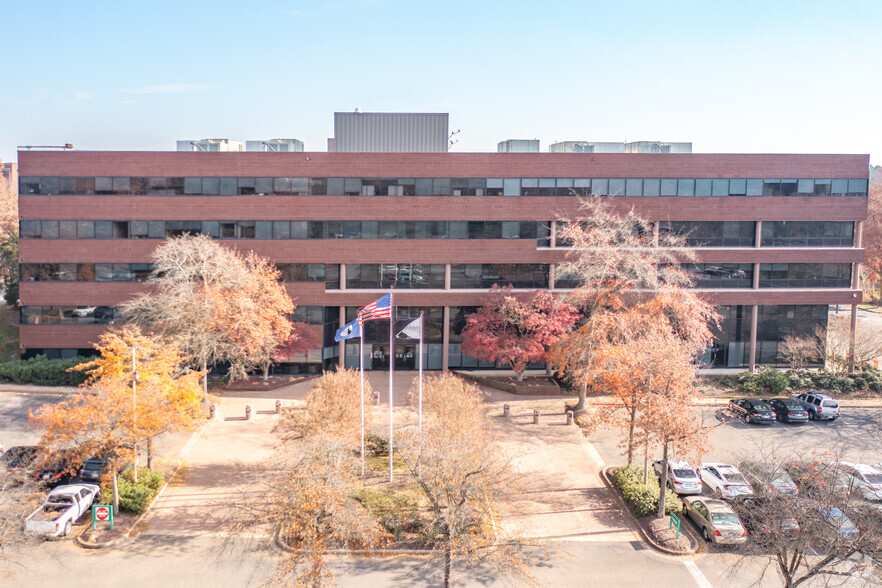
[863,474,882,484]
[674,469,698,479]
[711,513,741,526]
[754,403,772,411]
[783,402,803,411]
[723,473,747,484]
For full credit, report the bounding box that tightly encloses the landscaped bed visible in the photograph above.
[456,373,562,395]
[223,375,310,391]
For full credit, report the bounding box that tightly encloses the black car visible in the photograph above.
[768,398,809,423]
[1,445,38,472]
[729,398,776,424]
[32,458,74,488]
[78,457,110,484]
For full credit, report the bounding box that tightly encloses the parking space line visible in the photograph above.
[684,560,713,588]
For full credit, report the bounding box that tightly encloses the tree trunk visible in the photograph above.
[201,356,208,395]
[574,381,587,411]
[444,544,452,588]
[132,444,139,484]
[657,442,669,519]
[515,369,524,382]
[643,441,649,485]
[262,362,270,381]
[111,468,120,513]
[146,436,153,470]
[626,404,637,464]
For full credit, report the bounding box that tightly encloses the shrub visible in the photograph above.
[718,375,733,388]
[738,372,762,394]
[611,464,682,517]
[0,355,91,386]
[758,368,789,395]
[97,468,165,514]
[365,433,389,456]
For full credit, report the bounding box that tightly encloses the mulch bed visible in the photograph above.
[77,510,139,544]
[222,375,309,391]
[643,516,693,553]
[458,373,562,395]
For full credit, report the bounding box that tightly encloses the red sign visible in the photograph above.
[95,506,110,521]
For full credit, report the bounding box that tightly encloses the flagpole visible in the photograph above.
[418,310,424,438]
[360,329,365,478]
[388,288,395,483]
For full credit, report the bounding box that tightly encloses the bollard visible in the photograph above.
[566,410,574,426]
[209,403,216,420]
[275,399,282,414]
[533,409,540,424]
[245,405,252,421]
[371,391,380,406]
[503,403,510,418]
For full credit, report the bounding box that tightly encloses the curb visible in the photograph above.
[273,531,434,556]
[599,466,699,557]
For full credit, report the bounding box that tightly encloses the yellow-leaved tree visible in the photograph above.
[32,326,204,510]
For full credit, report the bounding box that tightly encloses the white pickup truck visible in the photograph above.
[25,484,100,537]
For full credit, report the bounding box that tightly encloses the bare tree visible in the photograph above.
[779,334,821,370]
[0,470,43,577]
[399,374,534,588]
[120,235,294,391]
[817,316,882,374]
[727,447,882,587]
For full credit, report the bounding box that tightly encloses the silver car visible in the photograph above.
[654,459,703,495]
[682,497,748,545]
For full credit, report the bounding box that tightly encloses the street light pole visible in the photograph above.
[131,347,141,484]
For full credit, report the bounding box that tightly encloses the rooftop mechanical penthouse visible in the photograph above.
[16,128,869,373]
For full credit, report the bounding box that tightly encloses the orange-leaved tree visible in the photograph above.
[460,286,578,381]
[121,235,295,390]
[31,326,204,509]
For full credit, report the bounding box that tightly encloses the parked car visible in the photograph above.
[24,483,100,537]
[732,496,800,536]
[653,459,703,495]
[767,398,809,423]
[728,398,776,424]
[740,462,799,496]
[792,392,840,421]
[785,461,851,500]
[811,503,861,541]
[1,445,38,473]
[700,463,754,499]
[32,458,74,488]
[836,462,882,501]
[78,457,110,484]
[682,497,748,544]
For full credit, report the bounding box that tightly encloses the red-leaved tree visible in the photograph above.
[460,286,578,381]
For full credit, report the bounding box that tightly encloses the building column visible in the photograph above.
[549,221,556,248]
[849,303,857,374]
[749,304,758,373]
[653,221,660,246]
[338,305,346,368]
[752,263,760,290]
[444,263,451,290]
[442,306,450,372]
[754,220,762,248]
[853,220,864,290]
[549,264,555,290]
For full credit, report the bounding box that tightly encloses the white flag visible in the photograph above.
[395,317,422,340]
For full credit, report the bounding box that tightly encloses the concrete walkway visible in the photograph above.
[136,371,634,546]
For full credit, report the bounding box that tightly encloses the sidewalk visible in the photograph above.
[136,372,636,544]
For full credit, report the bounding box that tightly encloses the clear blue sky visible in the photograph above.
[2,1,880,164]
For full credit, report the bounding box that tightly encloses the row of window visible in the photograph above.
[19,261,856,290]
[21,304,331,327]
[19,220,542,241]
[20,176,870,197]
[18,219,858,248]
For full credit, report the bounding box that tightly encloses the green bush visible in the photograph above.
[759,368,789,395]
[611,464,682,517]
[97,468,165,515]
[738,372,762,394]
[718,375,733,388]
[0,355,91,386]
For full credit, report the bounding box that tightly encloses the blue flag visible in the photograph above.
[334,319,361,342]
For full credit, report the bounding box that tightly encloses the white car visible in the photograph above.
[653,459,703,495]
[837,462,882,501]
[24,483,100,537]
[700,463,754,499]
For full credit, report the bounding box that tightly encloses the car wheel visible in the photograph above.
[809,411,815,421]
[702,527,711,542]
[714,488,722,499]
[744,414,752,424]
[63,521,72,537]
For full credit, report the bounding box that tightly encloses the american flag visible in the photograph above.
[357,294,392,323]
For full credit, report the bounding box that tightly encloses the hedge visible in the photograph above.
[0,355,90,386]
[98,468,166,515]
[611,464,682,517]
[736,366,882,395]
